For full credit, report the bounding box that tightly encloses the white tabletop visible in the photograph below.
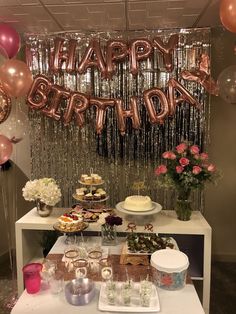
[16,208,211,235]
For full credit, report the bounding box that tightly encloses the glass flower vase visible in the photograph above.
[101,224,117,246]
[36,200,53,217]
[175,189,192,221]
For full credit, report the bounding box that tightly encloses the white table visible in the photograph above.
[12,235,204,314]
[15,208,211,313]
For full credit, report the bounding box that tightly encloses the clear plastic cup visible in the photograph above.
[22,263,42,294]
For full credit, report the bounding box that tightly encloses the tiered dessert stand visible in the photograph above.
[72,178,110,222]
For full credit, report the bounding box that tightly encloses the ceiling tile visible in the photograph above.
[0,0,222,33]
[47,2,126,30]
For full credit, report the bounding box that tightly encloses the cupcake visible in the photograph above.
[84,192,93,200]
[84,176,93,184]
[93,175,102,184]
[75,191,84,200]
[93,193,101,200]
[80,174,88,182]
[96,188,104,193]
[99,191,107,199]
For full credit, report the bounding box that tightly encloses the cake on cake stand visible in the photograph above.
[115,199,162,225]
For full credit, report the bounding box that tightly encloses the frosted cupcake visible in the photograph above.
[80,174,88,182]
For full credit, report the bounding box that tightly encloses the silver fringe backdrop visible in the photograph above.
[25,28,211,210]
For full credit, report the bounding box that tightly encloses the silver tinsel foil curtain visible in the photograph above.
[25,28,210,210]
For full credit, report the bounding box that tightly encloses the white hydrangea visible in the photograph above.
[22,178,61,206]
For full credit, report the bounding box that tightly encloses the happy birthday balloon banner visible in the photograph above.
[26,29,211,208]
[26,33,216,135]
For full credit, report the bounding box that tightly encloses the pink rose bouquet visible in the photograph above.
[155,142,218,200]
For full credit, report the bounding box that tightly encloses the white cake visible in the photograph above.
[123,195,153,211]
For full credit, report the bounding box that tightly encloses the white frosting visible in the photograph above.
[123,195,153,211]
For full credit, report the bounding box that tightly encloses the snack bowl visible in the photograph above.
[65,278,95,306]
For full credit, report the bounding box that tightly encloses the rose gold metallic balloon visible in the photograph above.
[115,97,141,135]
[143,87,169,124]
[0,86,11,124]
[168,78,201,115]
[90,98,115,134]
[63,91,90,126]
[0,59,33,98]
[78,39,106,78]
[153,34,179,72]
[106,40,128,79]
[130,38,152,75]
[27,75,52,110]
[51,37,77,73]
[220,0,236,33]
[181,54,219,96]
[0,134,13,165]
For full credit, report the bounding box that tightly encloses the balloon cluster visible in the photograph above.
[218,1,236,103]
[0,23,33,164]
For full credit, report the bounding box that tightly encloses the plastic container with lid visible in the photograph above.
[150,249,189,290]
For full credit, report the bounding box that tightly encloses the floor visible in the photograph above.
[0,259,235,314]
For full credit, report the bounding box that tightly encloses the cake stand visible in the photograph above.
[115,201,162,225]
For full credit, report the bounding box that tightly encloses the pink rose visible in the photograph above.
[176,143,187,154]
[192,166,202,175]
[179,157,189,167]
[162,151,176,160]
[176,166,184,174]
[201,162,209,168]
[155,165,168,176]
[190,145,200,155]
[200,153,209,160]
[194,154,200,160]
[207,164,216,172]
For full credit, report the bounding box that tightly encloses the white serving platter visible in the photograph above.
[98,282,160,312]
[124,237,179,255]
[116,202,162,216]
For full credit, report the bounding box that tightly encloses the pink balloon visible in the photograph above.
[0,23,21,59]
[0,134,13,165]
[220,0,236,33]
[0,59,33,98]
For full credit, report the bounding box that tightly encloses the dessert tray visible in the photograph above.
[125,233,178,255]
[53,222,89,233]
[98,282,160,312]
[116,202,162,216]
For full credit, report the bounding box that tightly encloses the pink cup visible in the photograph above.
[22,263,42,294]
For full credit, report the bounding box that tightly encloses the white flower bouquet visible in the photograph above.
[22,178,61,206]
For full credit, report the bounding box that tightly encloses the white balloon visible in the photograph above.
[0,103,28,140]
[218,65,236,104]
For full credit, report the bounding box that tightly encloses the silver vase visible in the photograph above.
[36,200,53,217]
